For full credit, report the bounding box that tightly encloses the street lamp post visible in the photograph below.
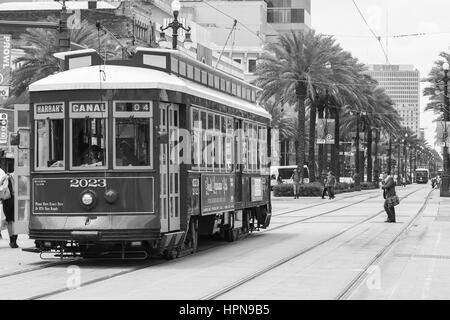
[441,62,450,197]
[388,135,392,174]
[159,0,193,50]
[397,138,401,183]
[403,134,408,183]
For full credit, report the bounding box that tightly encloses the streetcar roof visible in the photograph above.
[29,65,271,119]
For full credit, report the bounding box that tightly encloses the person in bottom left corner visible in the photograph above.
[0,167,18,248]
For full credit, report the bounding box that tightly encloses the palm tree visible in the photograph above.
[256,30,338,182]
[340,78,401,183]
[422,51,450,115]
[10,18,121,99]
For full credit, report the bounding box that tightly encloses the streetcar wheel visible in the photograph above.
[163,249,177,260]
[188,216,199,253]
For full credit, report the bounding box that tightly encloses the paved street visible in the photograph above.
[1,183,449,300]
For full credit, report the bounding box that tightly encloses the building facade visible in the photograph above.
[265,0,311,41]
[366,64,421,135]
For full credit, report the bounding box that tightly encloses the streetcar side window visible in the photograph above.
[191,107,233,172]
[36,119,64,169]
[71,118,106,168]
[115,118,151,167]
[113,101,153,169]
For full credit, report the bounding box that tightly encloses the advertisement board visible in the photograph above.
[200,174,234,215]
[251,177,265,202]
[0,34,11,98]
[316,119,335,144]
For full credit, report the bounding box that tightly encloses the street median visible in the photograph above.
[273,182,378,197]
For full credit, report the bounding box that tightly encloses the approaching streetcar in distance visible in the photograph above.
[415,168,429,184]
[25,47,272,259]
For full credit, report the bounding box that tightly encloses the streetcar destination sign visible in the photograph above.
[36,103,64,114]
[72,102,106,113]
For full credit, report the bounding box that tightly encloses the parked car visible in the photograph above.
[270,165,310,190]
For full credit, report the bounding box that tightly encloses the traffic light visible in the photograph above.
[0,113,8,145]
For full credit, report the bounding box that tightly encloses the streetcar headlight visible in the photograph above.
[80,190,97,210]
[82,193,94,206]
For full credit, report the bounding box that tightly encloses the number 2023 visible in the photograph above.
[70,179,106,188]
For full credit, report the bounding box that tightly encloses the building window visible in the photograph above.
[291,9,304,23]
[233,58,242,64]
[248,59,257,73]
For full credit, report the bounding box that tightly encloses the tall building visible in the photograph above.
[179,0,311,82]
[265,0,311,42]
[366,64,420,134]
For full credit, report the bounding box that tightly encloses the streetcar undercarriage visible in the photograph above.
[25,207,271,260]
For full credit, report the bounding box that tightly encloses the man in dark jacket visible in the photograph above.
[381,171,396,223]
[327,171,337,200]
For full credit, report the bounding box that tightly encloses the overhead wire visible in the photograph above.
[351,0,389,63]
[201,0,265,43]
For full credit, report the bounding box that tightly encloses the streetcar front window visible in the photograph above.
[36,119,64,169]
[72,118,106,168]
[115,118,151,167]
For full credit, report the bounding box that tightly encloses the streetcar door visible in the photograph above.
[159,103,180,232]
[13,104,30,234]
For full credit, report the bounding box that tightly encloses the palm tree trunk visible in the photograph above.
[333,106,340,180]
[296,84,307,182]
[373,129,379,184]
[367,127,373,183]
[318,105,324,177]
[308,100,317,182]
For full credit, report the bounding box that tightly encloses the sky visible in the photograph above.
[311,0,450,150]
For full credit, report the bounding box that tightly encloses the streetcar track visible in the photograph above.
[335,189,435,300]
[198,187,425,300]
[24,241,230,300]
[0,259,79,279]
[272,189,380,217]
[6,187,422,300]
[1,190,381,280]
[16,188,390,299]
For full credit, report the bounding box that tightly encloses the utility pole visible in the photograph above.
[388,135,392,174]
[0,0,70,51]
[57,0,70,51]
[441,62,450,196]
[397,140,401,182]
[355,111,361,190]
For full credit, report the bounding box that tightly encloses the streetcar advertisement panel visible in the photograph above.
[201,174,234,215]
[32,176,154,214]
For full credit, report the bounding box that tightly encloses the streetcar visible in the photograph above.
[24,47,272,259]
[415,168,429,184]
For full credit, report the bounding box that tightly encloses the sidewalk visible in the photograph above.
[0,231,45,277]
[349,194,450,299]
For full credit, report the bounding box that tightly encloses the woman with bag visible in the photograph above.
[382,171,398,223]
[0,169,18,248]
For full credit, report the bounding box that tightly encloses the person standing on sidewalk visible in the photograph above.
[382,171,397,223]
[292,168,300,199]
[327,171,337,200]
[0,168,18,247]
[321,171,328,199]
